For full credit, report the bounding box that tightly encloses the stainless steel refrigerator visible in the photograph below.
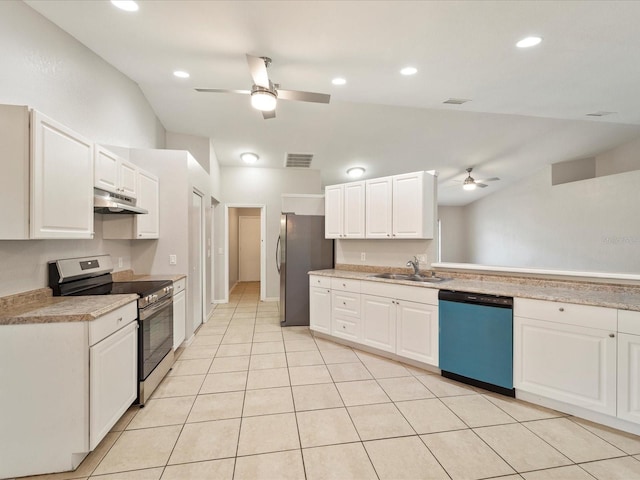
[278,214,334,326]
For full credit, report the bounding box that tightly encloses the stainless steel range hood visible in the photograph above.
[93,188,148,215]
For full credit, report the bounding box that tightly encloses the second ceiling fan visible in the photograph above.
[196,54,331,119]
[462,167,500,190]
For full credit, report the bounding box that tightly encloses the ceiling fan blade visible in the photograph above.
[476,177,500,183]
[276,89,330,104]
[195,88,251,95]
[262,110,276,120]
[476,183,489,188]
[246,54,270,88]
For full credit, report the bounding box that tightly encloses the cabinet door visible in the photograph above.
[119,160,138,199]
[396,300,438,365]
[89,321,137,450]
[94,146,119,194]
[173,290,187,349]
[362,294,396,353]
[135,170,159,239]
[514,316,617,415]
[343,181,365,238]
[324,185,343,238]
[618,333,640,424]
[392,171,434,239]
[30,111,94,239]
[310,286,332,334]
[365,177,393,238]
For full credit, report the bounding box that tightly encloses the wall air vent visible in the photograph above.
[285,153,313,168]
[586,111,616,117]
[443,98,471,105]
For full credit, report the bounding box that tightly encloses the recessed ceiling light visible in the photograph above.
[240,152,259,164]
[332,78,347,86]
[516,36,542,48]
[347,167,365,178]
[400,67,418,76]
[173,70,190,79]
[111,0,139,12]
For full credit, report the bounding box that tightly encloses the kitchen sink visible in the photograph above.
[369,272,449,283]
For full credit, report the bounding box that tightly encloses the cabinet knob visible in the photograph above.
[117,317,123,322]
[387,234,390,237]
[343,325,346,329]
[609,333,615,338]
[559,307,564,312]
[343,301,346,305]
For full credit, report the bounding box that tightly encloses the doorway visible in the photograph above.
[224,204,266,302]
[239,216,261,282]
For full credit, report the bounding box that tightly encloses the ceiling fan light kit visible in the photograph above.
[196,54,330,119]
[250,87,277,111]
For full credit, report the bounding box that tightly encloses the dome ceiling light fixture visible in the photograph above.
[111,0,139,12]
[240,152,259,164]
[516,36,542,48]
[347,167,365,178]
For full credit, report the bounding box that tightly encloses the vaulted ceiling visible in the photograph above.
[26,0,640,205]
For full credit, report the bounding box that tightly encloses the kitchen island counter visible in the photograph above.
[309,268,640,312]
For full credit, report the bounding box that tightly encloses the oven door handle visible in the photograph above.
[139,297,173,321]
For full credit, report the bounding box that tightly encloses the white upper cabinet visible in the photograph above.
[30,110,94,239]
[0,105,94,240]
[134,169,159,239]
[392,171,435,239]
[95,146,138,198]
[324,181,365,239]
[328,171,436,240]
[365,171,436,239]
[365,176,393,238]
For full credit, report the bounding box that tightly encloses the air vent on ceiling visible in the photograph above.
[443,98,471,105]
[285,153,313,168]
[586,111,616,117]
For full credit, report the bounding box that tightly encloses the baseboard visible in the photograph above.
[262,297,279,302]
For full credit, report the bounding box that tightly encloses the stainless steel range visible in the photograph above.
[48,255,174,405]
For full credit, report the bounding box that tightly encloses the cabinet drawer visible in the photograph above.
[89,301,137,346]
[310,275,331,289]
[173,277,186,294]
[619,310,640,335]
[332,291,360,317]
[331,277,361,293]
[361,280,438,305]
[514,298,617,331]
[333,315,360,340]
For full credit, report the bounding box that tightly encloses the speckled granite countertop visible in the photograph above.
[309,269,640,312]
[0,288,139,326]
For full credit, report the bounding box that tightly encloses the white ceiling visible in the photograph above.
[25,0,640,205]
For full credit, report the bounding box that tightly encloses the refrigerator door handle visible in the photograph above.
[275,235,281,274]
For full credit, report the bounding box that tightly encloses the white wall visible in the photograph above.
[438,206,468,263]
[462,166,640,273]
[220,167,323,300]
[335,239,436,270]
[0,1,164,297]
[166,131,210,174]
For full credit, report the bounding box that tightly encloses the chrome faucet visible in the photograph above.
[406,256,420,275]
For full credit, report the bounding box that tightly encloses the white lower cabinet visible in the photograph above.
[362,294,396,353]
[310,275,439,367]
[310,286,332,334]
[396,300,438,365]
[89,321,138,450]
[173,278,187,349]
[618,310,640,424]
[514,298,617,416]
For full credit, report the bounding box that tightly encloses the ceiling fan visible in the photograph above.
[195,54,331,119]
[461,167,500,190]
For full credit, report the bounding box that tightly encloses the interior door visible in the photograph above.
[238,216,261,281]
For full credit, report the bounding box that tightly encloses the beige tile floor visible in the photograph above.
[24,282,640,480]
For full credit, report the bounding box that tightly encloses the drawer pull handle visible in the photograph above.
[609,333,615,338]
[343,302,346,305]
[559,307,564,312]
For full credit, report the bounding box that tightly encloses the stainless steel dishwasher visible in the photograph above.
[438,290,515,396]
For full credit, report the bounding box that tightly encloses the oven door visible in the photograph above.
[138,297,174,381]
